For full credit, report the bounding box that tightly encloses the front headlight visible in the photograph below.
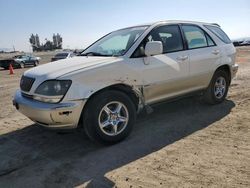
[34,80,72,103]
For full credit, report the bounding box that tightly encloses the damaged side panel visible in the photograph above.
[61,59,149,112]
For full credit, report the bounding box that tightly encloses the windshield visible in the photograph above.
[14,55,24,59]
[81,26,148,57]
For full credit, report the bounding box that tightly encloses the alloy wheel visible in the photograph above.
[98,101,129,136]
[214,76,226,99]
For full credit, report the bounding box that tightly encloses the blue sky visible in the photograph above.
[0,0,249,51]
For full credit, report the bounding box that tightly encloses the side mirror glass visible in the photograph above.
[145,41,163,56]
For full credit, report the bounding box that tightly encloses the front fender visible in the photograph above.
[61,60,142,101]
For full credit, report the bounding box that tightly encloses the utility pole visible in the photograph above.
[13,45,15,52]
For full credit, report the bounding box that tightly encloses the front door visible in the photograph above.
[137,25,190,104]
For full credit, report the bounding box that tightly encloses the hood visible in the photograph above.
[24,56,118,79]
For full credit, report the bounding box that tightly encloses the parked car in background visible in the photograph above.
[14,20,238,144]
[74,49,85,56]
[233,41,241,46]
[51,52,75,62]
[232,38,250,46]
[240,40,250,46]
[0,54,40,69]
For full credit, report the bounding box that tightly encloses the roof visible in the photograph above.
[122,20,219,29]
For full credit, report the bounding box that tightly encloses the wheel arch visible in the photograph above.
[215,64,231,84]
[88,83,140,109]
[78,83,140,128]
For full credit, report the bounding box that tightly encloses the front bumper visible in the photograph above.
[231,64,239,78]
[13,90,86,129]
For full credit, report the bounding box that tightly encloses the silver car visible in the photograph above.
[13,20,238,144]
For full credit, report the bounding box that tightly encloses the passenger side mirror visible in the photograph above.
[145,41,163,56]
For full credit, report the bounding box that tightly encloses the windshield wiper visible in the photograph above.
[79,52,111,57]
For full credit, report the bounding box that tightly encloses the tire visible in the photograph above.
[204,70,230,104]
[82,90,136,144]
[34,61,39,67]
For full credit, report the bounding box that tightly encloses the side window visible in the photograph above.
[206,34,215,46]
[149,25,184,53]
[182,25,211,49]
[205,25,231,44]
[132,25,184,57]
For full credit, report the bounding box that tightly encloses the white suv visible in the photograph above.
[14,20,238,143]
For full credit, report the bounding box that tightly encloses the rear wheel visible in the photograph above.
[204,70,230,104]
[82,90,136,144]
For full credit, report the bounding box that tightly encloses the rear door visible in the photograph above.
[27,55,35,64]
[29,55,36,64]
[181,24,221,90]
[21,55,30,65]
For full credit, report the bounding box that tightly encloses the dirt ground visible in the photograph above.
[0,48,249,188]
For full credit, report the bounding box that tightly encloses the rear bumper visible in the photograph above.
[13,90,86,129]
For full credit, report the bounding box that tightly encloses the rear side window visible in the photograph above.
[205,25,231,44]
[182,25,215,49]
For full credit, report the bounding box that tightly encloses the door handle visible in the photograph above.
[212,50,220,55]
[176,55,188,61]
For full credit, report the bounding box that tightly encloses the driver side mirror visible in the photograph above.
[145,41,163,56]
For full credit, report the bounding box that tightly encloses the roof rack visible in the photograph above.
[211,23,220,27]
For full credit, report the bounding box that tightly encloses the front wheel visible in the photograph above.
[19,62,24,69]
[203,70,230,104]
[34,61,39,66]
[82,90,136,144]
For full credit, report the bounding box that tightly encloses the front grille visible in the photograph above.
[20,76,35,92]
